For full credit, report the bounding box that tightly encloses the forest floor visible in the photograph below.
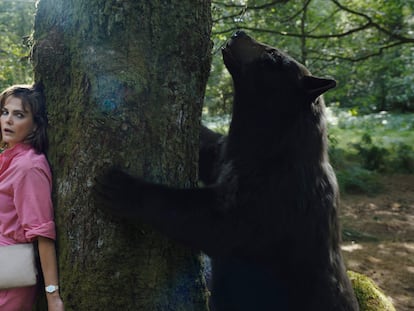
[340,174,414,311]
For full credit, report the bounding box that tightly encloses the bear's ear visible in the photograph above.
[302,76,336,102]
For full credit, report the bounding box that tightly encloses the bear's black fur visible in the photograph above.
[94,31,359,311]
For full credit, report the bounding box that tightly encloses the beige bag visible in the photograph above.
[0,243,38,289]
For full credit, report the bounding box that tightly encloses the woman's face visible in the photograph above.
[0,96,36,148]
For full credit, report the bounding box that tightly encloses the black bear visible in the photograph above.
[94,31,359,311]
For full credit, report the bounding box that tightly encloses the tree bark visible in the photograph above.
[31,0,212,310]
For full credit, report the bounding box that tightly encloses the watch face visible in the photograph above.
[46,285,58,293]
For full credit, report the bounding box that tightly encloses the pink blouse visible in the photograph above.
[0,143,56,246]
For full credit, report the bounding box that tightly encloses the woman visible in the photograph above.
[0,83,64,310]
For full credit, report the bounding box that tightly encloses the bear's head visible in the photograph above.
[222,31,336,118]
[221,31,336,159]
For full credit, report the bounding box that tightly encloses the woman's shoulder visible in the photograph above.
[10,145,51,176]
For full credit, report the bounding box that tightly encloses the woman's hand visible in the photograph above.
[37,237,65,310]
[47,292,64,311]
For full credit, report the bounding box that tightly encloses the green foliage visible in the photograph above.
[202,114,230,134]
[207,0,414,115]
[349,133,414,173]
[352,133,389,171]
[327,109,414,194]
[204,108,413,195]
[336,166,383,195]
[0,0,35,89]
[389,142,414,173]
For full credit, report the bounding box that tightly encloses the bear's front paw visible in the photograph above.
[93,167,146,217]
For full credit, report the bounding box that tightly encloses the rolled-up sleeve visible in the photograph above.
[14,167,56,241]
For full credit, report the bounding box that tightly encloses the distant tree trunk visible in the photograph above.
[31,0,212,310]
[299,0,309,65]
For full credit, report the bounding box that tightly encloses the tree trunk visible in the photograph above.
[31,0,212,310]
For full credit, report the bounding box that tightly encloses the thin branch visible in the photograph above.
[212,0,290,24]
[216,24,374,39]
[213,0,309,24]
[212,0,289,10]
[213,12,245,24]
[211,0,414,61]
[213,0,414,43]
[213,22,414,43]
[320,41,409,62]
[331,0,414,43]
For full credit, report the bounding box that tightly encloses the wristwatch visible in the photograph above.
[45,285,59,293]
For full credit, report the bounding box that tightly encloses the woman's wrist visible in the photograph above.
[45,284,61,298]
[46,291,61,298]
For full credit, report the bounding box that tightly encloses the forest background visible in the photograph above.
[1,0,413,193]
[0,0,413,309]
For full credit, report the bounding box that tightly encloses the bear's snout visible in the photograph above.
[231,30,247,39]
[224,31,270,66]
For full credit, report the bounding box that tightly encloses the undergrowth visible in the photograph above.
[328,109,414,195]
[203,109,414,195]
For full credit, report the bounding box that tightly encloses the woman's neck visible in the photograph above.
[0,142,7,153]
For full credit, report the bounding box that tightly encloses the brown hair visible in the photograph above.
[0,82,49,154]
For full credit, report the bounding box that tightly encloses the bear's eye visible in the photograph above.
[261,52,279,66]
[260,51,285,71]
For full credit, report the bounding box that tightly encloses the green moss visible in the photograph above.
[348,271,396,311]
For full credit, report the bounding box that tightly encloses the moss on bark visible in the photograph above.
[32,0,212,309]
[348,271,396,311]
